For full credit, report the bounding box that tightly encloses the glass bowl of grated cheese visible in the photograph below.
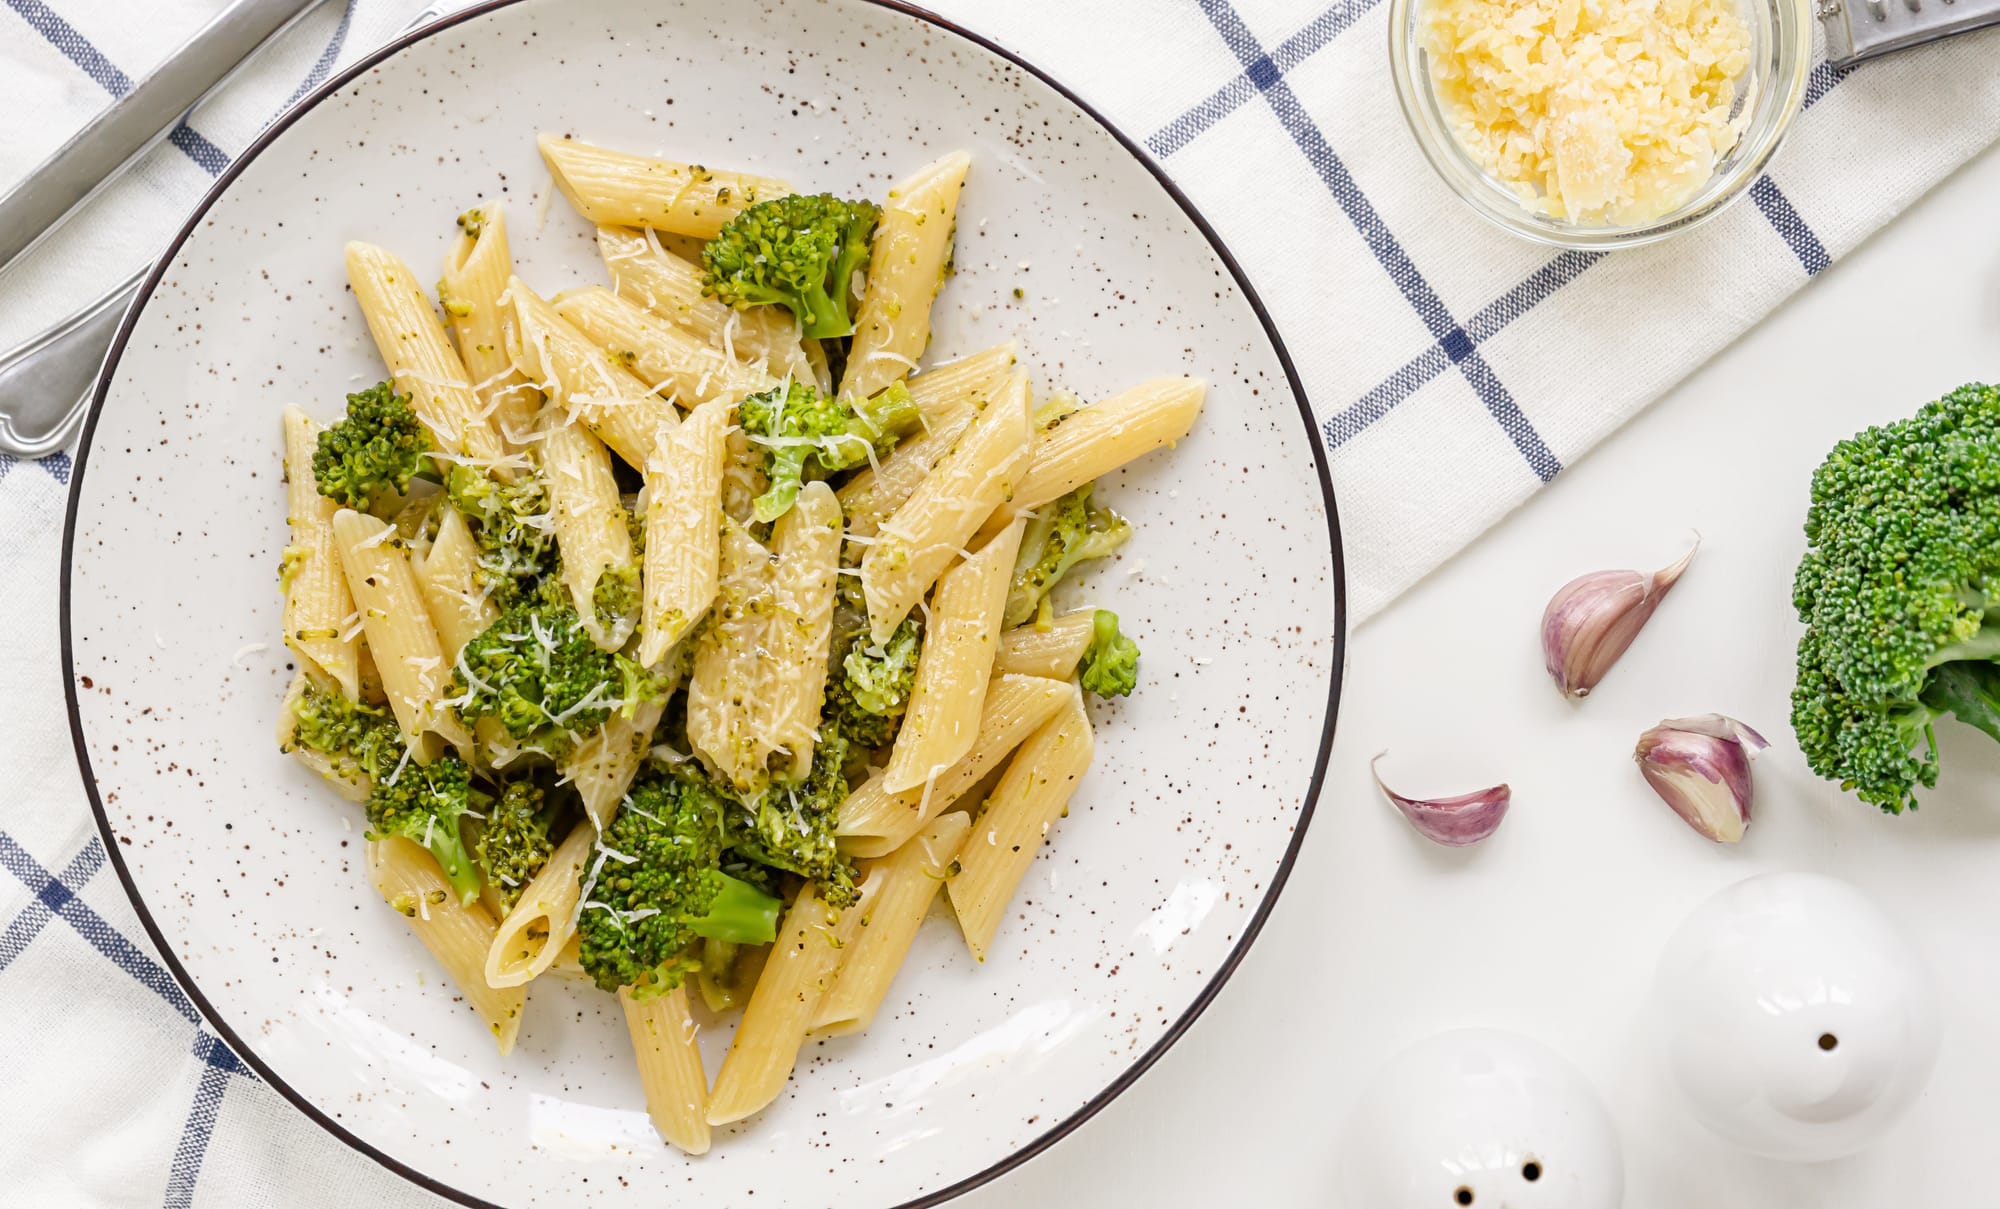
[1390,0,1812,248]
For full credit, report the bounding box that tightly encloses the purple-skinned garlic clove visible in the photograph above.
[1542,539,1698,699]
[1372,755,1511,847]
[1635,714,1769,843]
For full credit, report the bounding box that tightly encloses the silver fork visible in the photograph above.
[0,0,450,459]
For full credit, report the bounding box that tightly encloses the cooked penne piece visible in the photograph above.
[686,519,776,792]
[861,371,1032,642]
[765,482,841,778]
[440,203,542,448]
[841,151,972,400]
[993,609,1097,679]
[596,226,812,380]
[563,700,668,831]
[882,520,1025,794]
[948,686,1094,961]
[1009,376,1206,516]
[545,934,587,982]
[369,836,525,1053]
[554,286,775,412]
[538,134,787,239]
[485,824,595,988]
[838,342,1015,539]
[413,506,497,658]
[281,407,360,699]
[331,509,474,755]
[344,241,508,466]
[837,673,1071,857]
[640,401,730,666]
[620,985,712,1154]
[537,407,638,650]
[509,276,680,471]
[812,813,970,1036]
[707,880,875,1125]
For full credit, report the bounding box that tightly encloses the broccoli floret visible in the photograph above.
[578,769,782,997]
[820,580,922,749]
[474,781,555,910]
[446,465,561,610]
[591,564,641,637]
[367,755,481,905]
[312,381,428,510]
[286,682,403,785]
[725,726,860,908]
[1078,609,1139,698]
[1004,483,1131,627]
[701,193,879,340]
[1790,383,2000,813]
[738,380,921,522]
[452,601,662,759]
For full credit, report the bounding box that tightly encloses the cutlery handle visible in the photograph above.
[0,275,143,459]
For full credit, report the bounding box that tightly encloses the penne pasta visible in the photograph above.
[812,813,970,1036]
[344,241,508,466]
[281,407,360,700]
[860,370,1032,642]
[948,685,1094,962]
[485,824,596,988]
[369,836,525,1053]
[439,203,542,449]
[639,401,730,666]
[1007,376,1206,516]
[554,286,775,412]
[596,226,813,380]
[620,985,712,1154]
[563,699,668,831]
[538,134,788,239]
[993,609,1098,679]
[330,509,474,755]
[838,342,1015,539]
[413,505,497,658]
[764,482,842,778]
[509,276,680,471]
[537,407,638,650]
[841,151,972,400]
[545,934,588,982]
[882,520,1025,794]
[707,880,875,1125]
[837,674,1072,857]
[686,519,776,792]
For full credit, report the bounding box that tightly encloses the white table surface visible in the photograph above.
[949,139,2000,1209]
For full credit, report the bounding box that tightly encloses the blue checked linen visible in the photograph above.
[1,0,1998,1202]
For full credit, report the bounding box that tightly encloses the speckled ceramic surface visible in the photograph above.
[61,2,1342,1205]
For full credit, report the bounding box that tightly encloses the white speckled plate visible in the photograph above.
[61,1,1343,1205]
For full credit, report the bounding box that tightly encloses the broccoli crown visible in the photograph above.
[1079,609,1140,699]
[591,563,641,636]
[1790,383,2000,813]
[578,769,782,996]
[1004,482,1132,627]
[367,755,482,905]
[312,381,428,510]
[701,193,880,340]
[446,465,562,611]
[452,601,660,759]
[724,726,860,909]
[288,683,403,784]
[474,781,555,910]
[821,578,922,749]
[738,380,921,523]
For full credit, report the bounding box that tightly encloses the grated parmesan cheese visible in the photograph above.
[1419,0,1751,223]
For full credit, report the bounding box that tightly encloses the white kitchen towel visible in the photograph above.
[1,0,1999,1204]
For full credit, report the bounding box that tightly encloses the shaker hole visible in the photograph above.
[1522,1161,1543,1182]
[1819,1033,1839,1052]
[1454,1189,1475,1206]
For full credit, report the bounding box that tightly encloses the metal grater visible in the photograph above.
[1819,0,2000,63]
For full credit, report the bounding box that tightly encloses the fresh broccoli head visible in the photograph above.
[446,465,561,610]
[737,380,921,522]
[452,600,662,759]
[724,725,861,909]
[1790,382,2000,813]
[474,781,555,909]
[701,193,880,340]
[577,768,783,997]
[367,755,481,905]
[312,381,428,510]
[1078,609,1139,698]
[286,682,403,785]
[1004,483,1131,627]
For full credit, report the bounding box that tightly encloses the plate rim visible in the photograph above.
[57,1,1349,1204]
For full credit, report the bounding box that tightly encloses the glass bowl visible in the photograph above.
[1388,0,1814,249]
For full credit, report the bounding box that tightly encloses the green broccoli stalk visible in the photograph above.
[1791,382,2000,813]
[724,726,861,908]
[1078,609,1139,698]
[312,381,429,510]
[578,769,783,997]
[738,380,922,522]
[367,755,482,905]
[445,464,562,611]
[451,601,663,759]
[474,781,555,910]
[821,579,922,749]
[1004,483,1132,627]
[701,193,880,340]
[285,682,403,786]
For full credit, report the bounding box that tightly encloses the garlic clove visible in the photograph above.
[1372,755,1511,847]
[1541,539,1698,699]
[1635,714,1768,843]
